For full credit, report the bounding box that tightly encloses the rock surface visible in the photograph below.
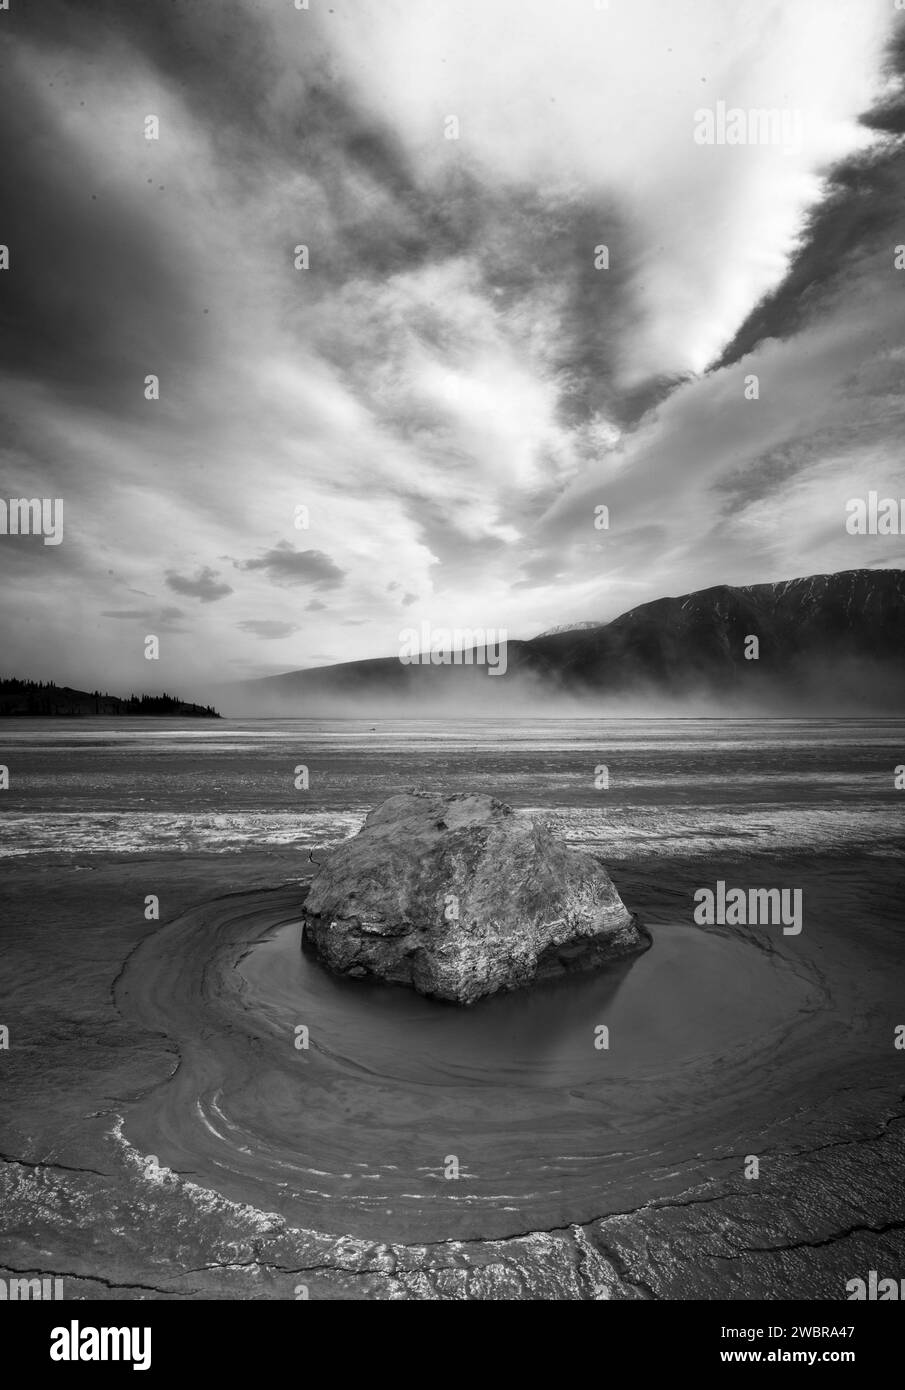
[301,790,649,1003]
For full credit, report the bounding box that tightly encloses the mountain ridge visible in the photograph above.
[226,568,905,715]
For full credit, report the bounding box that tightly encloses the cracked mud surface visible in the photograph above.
[2,846,903,1299]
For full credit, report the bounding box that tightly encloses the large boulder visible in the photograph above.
[301,791,649,1004]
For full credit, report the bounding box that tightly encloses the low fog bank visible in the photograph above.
[203,570,905,719]
[208,654,905,720]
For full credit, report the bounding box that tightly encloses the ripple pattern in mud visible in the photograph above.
[115,884,823,1244]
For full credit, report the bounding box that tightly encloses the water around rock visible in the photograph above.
[301,790,650,1003]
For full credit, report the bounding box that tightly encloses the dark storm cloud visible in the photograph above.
[3,0,294,143]
[0,0,423,418]
[0,0,651,492]
[1,0,897,685]
[165,566,233,603]
[713,21,905,372]
[1,0,659,525]
[235,542,345,589]
[0,40,204,414]
[858,21,905,133]
[713,150,905,370]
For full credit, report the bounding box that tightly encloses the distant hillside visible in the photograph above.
[523,568,905,698]
[0,678,221,718]
[225,569,905,715]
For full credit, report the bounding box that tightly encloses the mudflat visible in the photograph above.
[1,717,903,1299]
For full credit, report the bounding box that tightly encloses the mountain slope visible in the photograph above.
[525,569,905,694]
[227,569,905,714]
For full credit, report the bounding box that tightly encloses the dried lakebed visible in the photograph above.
[2,847,904,1299]
[115,884,815,1244]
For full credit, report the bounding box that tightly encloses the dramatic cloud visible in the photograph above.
[0,0,902,692]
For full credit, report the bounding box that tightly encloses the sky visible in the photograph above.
[1,0,904,696]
